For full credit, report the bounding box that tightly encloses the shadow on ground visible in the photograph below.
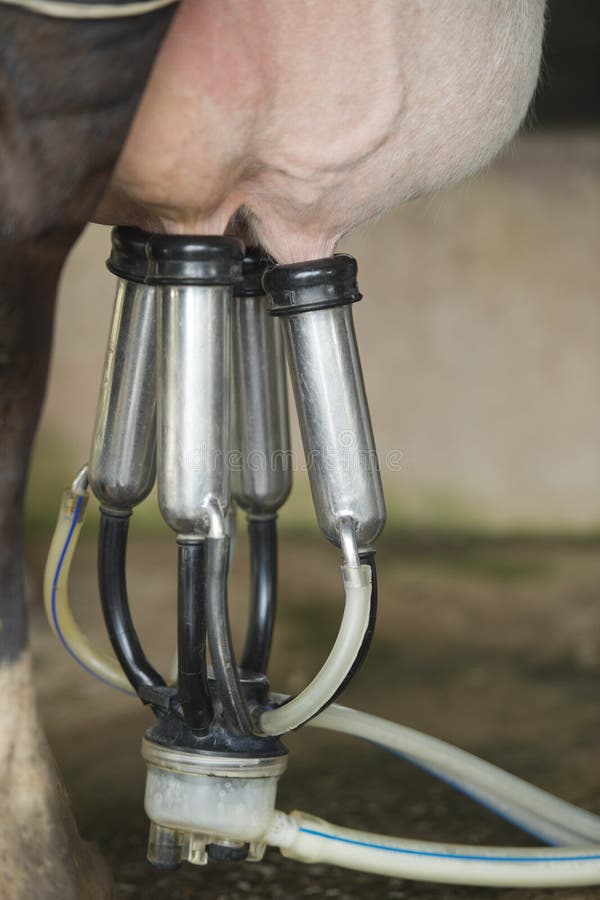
[28,531,600,899]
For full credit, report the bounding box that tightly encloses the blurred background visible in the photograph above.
[26,4,600,899]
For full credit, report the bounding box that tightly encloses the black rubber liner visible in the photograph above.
[263,254,362,316]
[146,234,244,286]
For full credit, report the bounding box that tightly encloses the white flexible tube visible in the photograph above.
[0,0,178,19]
[308,701,582,846]
[259,565,371,736]
[43,484,134,694]
[311,704,600,846]
[268,810,600,888]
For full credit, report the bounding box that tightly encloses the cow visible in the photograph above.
[0,1,545,896]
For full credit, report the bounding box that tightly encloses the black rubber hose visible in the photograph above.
[177,539,213,733]
[205,535,253,736]
[240,516,277,675]
[98,509,166,695]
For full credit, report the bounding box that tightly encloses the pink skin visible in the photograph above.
[95,0,546,263]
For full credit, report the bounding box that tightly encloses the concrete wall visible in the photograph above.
[32,130,600,532]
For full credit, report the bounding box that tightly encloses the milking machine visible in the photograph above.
[44,228,600,888]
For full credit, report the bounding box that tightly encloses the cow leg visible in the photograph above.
[0,7,177,898]
[0,234,115,900]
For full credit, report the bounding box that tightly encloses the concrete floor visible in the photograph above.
[28,531,600,899]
